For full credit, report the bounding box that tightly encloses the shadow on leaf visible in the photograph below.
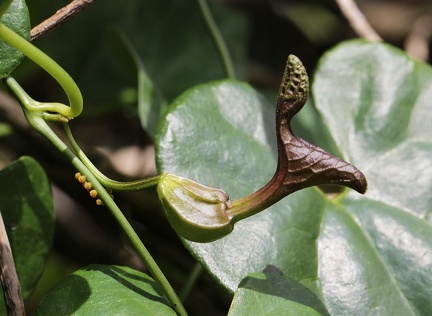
[236,270,330,316]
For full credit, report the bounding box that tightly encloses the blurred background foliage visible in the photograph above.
[1,0,431,314]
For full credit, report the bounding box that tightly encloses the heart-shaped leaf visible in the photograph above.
[0,156,54,313]
[312,39,432,315]
[156,40,432,315]
[34,265,176,315]
[0,0,30,78]
[228,272,329,316]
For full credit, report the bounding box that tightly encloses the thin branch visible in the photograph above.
[405,13,432,61]
[0,212,25,316]
[30,0,95,42]
[335,0,382,41]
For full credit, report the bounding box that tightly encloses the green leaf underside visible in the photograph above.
[0,0,30,78]
[156,41,432,315]
[34,265,176,316]
[0,156,54,312]
[228,273,329,316]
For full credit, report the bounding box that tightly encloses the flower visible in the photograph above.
[157,173,232,242]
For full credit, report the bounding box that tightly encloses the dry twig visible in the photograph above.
[336,0,382,41]
[30,0,95,42]
[0,212,25,316]
[405,13,432,61]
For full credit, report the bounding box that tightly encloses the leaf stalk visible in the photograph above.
[196,0,236,79]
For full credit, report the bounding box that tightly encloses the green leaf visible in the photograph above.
[156,41,432,315]
[107,28,167,137]
[228,273,329,316]
[34,265,176,315]
[0,0,30,78]
[33,0,246,108]
[312,39,432,315]
[0,156,54,311]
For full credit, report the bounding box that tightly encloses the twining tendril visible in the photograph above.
[0,21,82,119]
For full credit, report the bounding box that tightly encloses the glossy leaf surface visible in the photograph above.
[156,40,432,314]
[313,40,432,315]
[0,0,30,78]
[0,156,54,313]
[228,273,329,316]
[34,265,176,315]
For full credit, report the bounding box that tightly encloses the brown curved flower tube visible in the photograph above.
[227,55,367,222]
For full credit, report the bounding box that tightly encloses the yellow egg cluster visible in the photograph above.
[75,172,113,205]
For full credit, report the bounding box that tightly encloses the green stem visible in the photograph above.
[0,22,83,118]
[178,263,202,302]
[63,122,160,191]
[196,0,235,79]
[5,77,187,316]
[56,136,186,315]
